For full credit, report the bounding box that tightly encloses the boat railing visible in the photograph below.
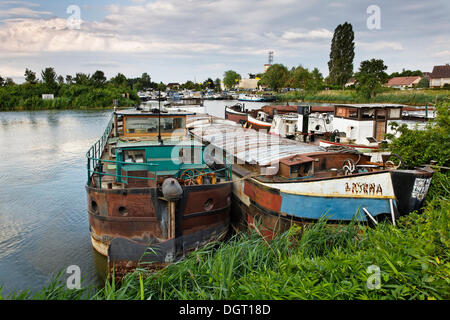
[86,117,232,188]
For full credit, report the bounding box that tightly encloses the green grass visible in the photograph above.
[2,189,448,300]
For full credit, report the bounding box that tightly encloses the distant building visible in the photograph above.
[429,64,450,88]
[238,78,259,90]
[42,94,54,100]
[386,76,421,89]
[167,83,181,90]
[344,78,356,87]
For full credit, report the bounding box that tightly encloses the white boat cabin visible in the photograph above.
[331,104,403,145]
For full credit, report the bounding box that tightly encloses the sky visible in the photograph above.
[0,0,449,84]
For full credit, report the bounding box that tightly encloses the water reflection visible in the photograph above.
[0,110,110,295]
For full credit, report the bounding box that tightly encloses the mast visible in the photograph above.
[158,89,163,144]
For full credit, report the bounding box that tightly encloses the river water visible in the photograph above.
[0,100,282,295]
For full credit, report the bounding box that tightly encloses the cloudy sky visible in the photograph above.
[0,0,449,83]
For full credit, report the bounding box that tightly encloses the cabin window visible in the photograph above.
[124,116,186,135]
[361,109,375,120]
[160,117,185,133]
[348,108,358,119]
[389,108,401,119]
[335,107,358,119]
[125,117,158,134]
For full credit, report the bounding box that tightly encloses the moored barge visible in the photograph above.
[188,118,433,237]
[85,107,233,275]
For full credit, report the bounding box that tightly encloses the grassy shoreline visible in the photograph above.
[274,89,450,106]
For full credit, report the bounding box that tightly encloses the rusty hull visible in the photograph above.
[87,181,232,273]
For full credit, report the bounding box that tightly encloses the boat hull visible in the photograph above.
[231,168,432,237]
[86,182,232,267]
[246,115,272,131]
[224,107,247,124]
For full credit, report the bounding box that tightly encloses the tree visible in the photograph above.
[308,68,324,91]
[214,78,222,92]
[41,67,57,89]
[389,69,423,78]
[110,73,127,87]
[65,75,73,85]
[203,78,215,90]
[259,64,289,92]
[417,77,429,88]
[0,75,4,87]
[328,22,355,88]
[289,65,311,90]
[91,70,107,87]
[57,75,65,85]
[25,68,38,84]
[140,73,151,89]
[354,59,388,99]
[74,73,91,85]
[223,70,241,89]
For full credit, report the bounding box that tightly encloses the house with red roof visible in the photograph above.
[386,76,422,89]
[429,64,450,88]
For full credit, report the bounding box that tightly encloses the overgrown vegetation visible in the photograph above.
[276,89,450,105]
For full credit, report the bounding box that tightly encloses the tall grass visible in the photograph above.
[276,89,450,105]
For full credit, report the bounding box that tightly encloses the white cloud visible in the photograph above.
[356,41,404,52]
[0,7,51,18]
[281,29,333,40]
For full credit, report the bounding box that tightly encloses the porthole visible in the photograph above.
[204,198,214,211]
[118,206,128,216]
[91,200,98,214]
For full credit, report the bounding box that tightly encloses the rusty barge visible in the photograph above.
[188,117,433,237]
[85,108,233,274]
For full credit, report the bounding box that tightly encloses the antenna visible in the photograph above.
[158,89,163,144]
[268,51,274,65]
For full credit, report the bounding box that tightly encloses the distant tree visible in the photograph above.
[110,73,127,87]
[91,70,107,87]
[328,22,355,88]
[214,78,222,92]
[57,75,65,85]
[354,59,388,99]
[5,78,15,86]
[24,68,38,84]
[223,70,241,89]
[182,80,196,90]
[390,69,423,78]
[41,67,57,89]
[204,78,215,90]
[308,68,324,91]
[140,73,151,89]
[260,64,289,92]
[65,75,73,85]
[0,75,4,86]
[289,65,311,90]
[157,82,167,91]
[74,73,91,85]
[417,77,429,88]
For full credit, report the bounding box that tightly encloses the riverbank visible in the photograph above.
[274,89,450,106]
